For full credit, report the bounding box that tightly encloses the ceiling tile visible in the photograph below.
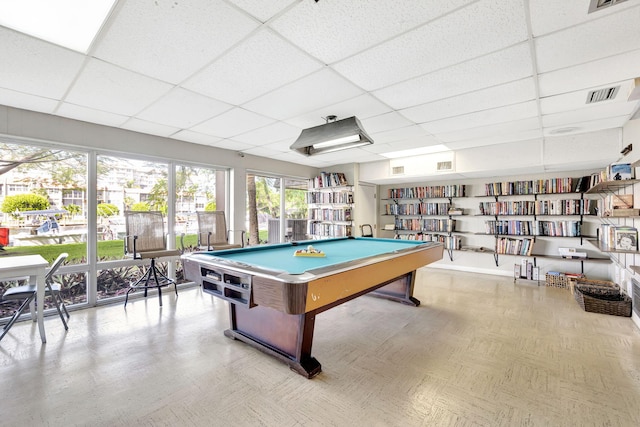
[373,43,534,109]
[445,130,543,150]
[361,112,414,134]
[190,108,274,138]
[226,0,298,23]
[93,0,260,83]
[56,102,129,127]
[121,118,180,138]
[333,0,528,91]
[436,117,541,143]
[538,49,640,97]
[535,7,640,73]
[207,138,257,152]
[421,101,539,134]
[376,136,443,152]
[243,68,363,120]
[542,102,638,128]
[272,0,475,64]
[64,59,173,116]
[170,130,222,146]
[370,125,432,144]
[284,94,393,129]
[529,0,638,36]
[0,27,85,99]
[400,78,537,123]
[183,29,322,105]
[0,88,58,114]
[233,121,300,146]
[539,80,634,115]
[136,88,233,129]
[543,116,630,137]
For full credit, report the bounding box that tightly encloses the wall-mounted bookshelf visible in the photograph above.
[307,172,353,239]
[381,185,466,261]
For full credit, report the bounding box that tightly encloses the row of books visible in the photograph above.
[484,220,582,237]
[308,208,352,222]
[395,233,462,249]
[309,172,349,189]
[478,199,594,216]
[598,224,639,251]
[484,178,574,195]
[384,202,451,216]
[498,237,534,256]
[394,219,456,232]
[308,223,352,238]
[515,259,539,279]
[307,190,353,204]
[387,185,466,199]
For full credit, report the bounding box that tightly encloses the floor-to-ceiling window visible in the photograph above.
[0,140,89,315]
[246,173,308,245]
[1,138,230,319]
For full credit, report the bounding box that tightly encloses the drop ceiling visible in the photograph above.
[1,0,639,174]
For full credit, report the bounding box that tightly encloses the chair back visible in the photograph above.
[361,224,373,237]
[197,211,229,247]
[124,211,167,257]
[46,252,69,282]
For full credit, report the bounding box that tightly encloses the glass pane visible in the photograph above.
[175,164,218,253]
[284,178,309,242]
[96,155,170,301]
[0,141,88,315]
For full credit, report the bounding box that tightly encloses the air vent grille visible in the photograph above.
[437,161,453,172]
[586,86,619,104]
[633,279,640,317]
[391,166,405,175]
[588,0,627,14]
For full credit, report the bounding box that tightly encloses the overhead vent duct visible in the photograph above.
[588,0,628,13]
[290,115,373,156]
[586,86,619,104]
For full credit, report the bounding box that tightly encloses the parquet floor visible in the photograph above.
[1,269,639,426]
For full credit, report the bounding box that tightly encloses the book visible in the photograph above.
[532,266,540,281]
[614,226,638,251]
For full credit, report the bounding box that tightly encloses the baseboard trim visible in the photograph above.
[423,264,513,277]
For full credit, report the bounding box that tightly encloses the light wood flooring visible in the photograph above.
[1,269,639,426]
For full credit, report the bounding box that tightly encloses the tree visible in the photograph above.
[247,174,259,245]
[97,203,119,217]
[131,202,150,211]
[147,178,168,214]
[64,204,81,218]
[1,194,49,216]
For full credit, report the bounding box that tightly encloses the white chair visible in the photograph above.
[1,253,70,342]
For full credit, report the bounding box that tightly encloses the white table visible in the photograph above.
[0,254,49,343]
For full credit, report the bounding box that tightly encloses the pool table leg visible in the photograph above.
[369,271,420,307]
[225,304,322,379]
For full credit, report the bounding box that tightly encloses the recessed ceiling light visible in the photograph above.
[380,144,450,159]
[0,0,116,53]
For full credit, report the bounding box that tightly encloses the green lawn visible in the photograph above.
[2,235,199,263]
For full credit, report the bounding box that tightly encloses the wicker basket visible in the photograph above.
[574,284,632,317]
[545,273,584,289]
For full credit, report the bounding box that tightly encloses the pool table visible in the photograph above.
[182,237,443,378]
